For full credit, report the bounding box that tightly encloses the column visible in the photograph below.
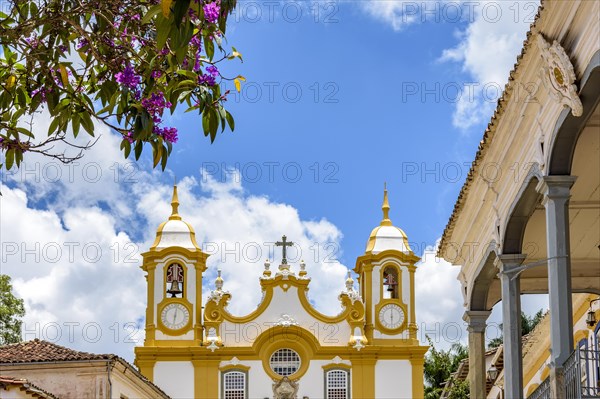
[408,264,418,340]
[350,358,376,398]
[463,310,491,399]
[410,357,425,399]
[495,254,526,399]
[537,175,576,398]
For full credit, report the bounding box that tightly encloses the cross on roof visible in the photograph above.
[275,235,294,265]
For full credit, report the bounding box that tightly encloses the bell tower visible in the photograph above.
[354,185,420,344]
[136,185,209,351]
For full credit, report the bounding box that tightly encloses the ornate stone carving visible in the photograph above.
[275,314,299,327]
[536,32,583,116]
[272,377,298,399]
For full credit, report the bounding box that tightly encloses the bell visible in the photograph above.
[167,280,182,297]
[387,285,395,293]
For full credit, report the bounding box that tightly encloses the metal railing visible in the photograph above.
[528,348,600,399]
[528,377,551,399]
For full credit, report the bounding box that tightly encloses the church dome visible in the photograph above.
[150,185,201,251]
[365,185,413,255]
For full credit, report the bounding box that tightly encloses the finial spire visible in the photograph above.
[381,182,392,226]
[169,184,181,221]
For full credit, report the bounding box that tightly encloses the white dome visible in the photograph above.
[366,225,412,254]
[154,219,198,250]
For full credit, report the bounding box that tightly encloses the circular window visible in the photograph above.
[269,348,301,376]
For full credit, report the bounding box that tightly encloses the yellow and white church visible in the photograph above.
[134,186,428,399]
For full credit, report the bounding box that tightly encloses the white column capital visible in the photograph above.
[463,310,491,333]
[494,254,527,275]
[536,175,577,201]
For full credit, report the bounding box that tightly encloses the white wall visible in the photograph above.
[153,361,194,399]
[375,360,412,399]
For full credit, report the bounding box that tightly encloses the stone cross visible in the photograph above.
[275,235,293,265]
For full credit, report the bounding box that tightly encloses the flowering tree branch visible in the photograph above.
[0,0,242,170]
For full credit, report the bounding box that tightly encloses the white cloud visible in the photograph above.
[359,1,424,31]
[415,242,466,350]
[1,128,350,361]
[439,1,536,130]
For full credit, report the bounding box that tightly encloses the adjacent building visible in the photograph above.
[438,0,600,397]
[0,339,169,399]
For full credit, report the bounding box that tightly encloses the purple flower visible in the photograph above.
[203,1,220,24]
[151,70,162,79]
[131,14,141,21]
[154,126,178,143]
[58,45,68,52]
[206,65,219,77]
[76,38,88,50]
[115,64,141,90]
[142,92,172,122]
[25,35,39,49]
[190,35,202,49]
[124,131,134,143]
[31,87,48,101]
[198,74,216,86]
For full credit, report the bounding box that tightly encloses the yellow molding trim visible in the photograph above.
[540,364,550,381]
[322,362,352,371]
[162,261,189,301]
[355,249,420,272]
[378,263,403,306]
[351,358,375,398]
[142,246,209,268]
[193,360,219,399]
[374,299,408,334]
[204,273,365,329]
[411,357,425,398]
[526,383,539,397]
[156,298,193,336]
[573,329,589,347]
[523,294,594,385]
[219,364,250,372]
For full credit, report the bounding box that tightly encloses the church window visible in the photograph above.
[325,369,349,399]
[222,370,246,399]
[383,266,399,299]
[166,263,184,298]
[270,348,301,376]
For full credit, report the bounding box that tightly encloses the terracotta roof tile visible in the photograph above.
[0,376,59,399]
[0,339,113,364]
[437,1,545,258]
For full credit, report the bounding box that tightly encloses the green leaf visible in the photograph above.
[173,0,191,27]
[80,113,94,136]
[5,149,14,170]
[142,4,163,24]
[225,110,235,131]
[16,127,34,138]
[204,36,215,60]
[48,117,60,136]
[72,114,81,138]
[156,15,172,50]
[122,139,132,159]
[134,140,143,160]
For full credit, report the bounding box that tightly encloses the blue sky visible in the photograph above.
[1,1,546,359]
[166,1,489,264]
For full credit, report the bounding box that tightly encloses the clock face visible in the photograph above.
[160,303,190,331]
[378,303,405,330]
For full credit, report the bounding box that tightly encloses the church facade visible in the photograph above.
[134,186,428,399]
